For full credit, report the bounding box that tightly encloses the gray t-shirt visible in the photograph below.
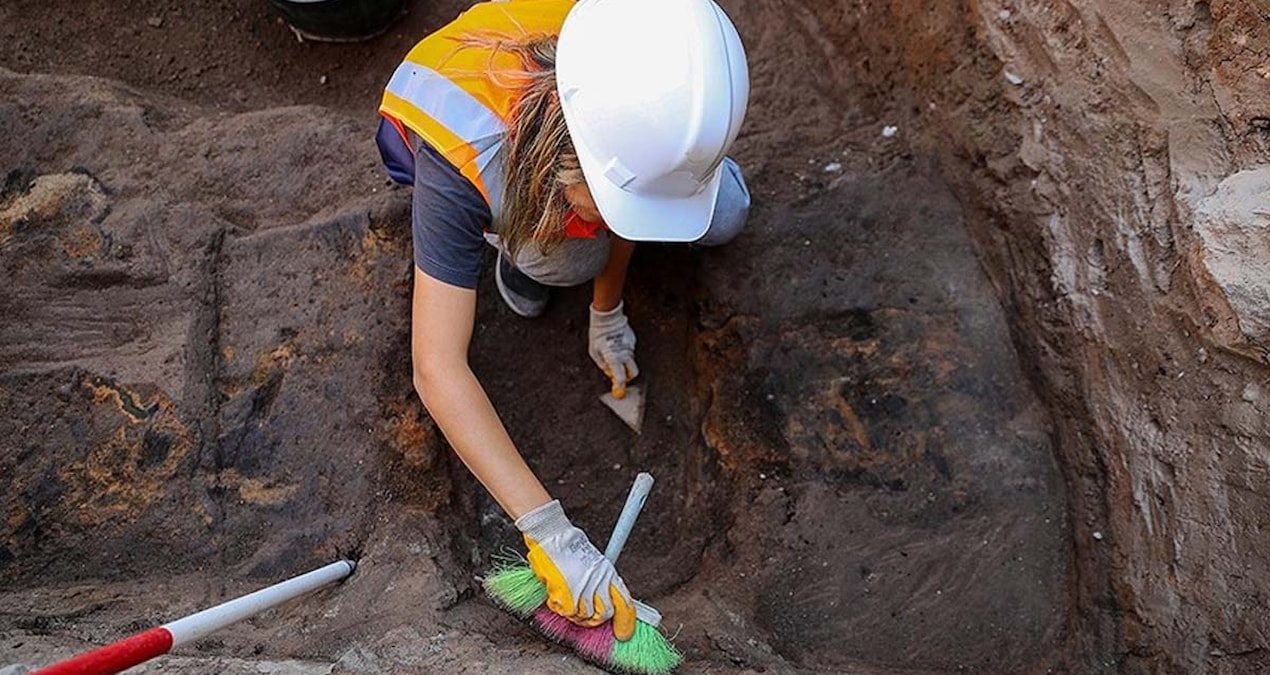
[411,141,492,289]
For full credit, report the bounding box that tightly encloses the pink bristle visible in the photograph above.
[532,606,588,644]
[531,607,617,663]
[571,623,616,661]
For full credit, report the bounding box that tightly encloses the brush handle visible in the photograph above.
[633,599,662,626]
[604,473,662,627]
[604,472,654,563]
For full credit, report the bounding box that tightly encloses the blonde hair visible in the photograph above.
[456,32,583,259]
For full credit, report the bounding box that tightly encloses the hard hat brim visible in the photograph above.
[580,154,724,243]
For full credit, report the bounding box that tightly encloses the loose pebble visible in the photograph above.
[882,125,899,138]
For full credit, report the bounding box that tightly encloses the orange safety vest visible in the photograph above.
[379,0,575,223]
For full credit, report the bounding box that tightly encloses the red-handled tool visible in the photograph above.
[32,559,355,675]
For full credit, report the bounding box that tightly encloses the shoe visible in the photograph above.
[495,254,549,318]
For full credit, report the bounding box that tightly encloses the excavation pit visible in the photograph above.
[3,0,1268,672]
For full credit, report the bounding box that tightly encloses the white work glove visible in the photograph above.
[588,302,639,398]
[516,500,637,640]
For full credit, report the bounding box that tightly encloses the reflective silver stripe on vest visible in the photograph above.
[477,143,506,220]
[386,62,508,217]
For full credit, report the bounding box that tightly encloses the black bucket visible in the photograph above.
[266,0,407,42]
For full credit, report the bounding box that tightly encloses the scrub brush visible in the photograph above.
[483,473,681,674]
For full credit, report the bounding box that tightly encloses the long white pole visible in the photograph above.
[164,560,355,646]
[33,559,355,675]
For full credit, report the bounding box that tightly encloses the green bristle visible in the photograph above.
[486,564,683,674]
[610,620,683,675]
[483,565,546,616]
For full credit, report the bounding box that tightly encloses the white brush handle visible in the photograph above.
[633,599,662,626]
[604,473,654,563]
[604,473,662,627]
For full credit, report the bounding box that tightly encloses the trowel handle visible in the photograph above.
[604,472,661,626]
[604,472,654,563]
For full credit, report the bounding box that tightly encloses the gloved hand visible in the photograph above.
[589,302,639,398]
[516,499,636,641]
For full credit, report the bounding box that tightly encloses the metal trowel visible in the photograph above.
[599,385,645,433]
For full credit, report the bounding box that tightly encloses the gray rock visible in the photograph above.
[1192,167,1270,360]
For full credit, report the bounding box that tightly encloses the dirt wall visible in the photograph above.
[1,0,1076,669]
[820,0,1270,671]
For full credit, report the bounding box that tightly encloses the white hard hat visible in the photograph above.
[556,0,749,242]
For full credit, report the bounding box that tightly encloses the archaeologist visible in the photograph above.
[375,0,749,641]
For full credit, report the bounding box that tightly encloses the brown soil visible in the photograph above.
[2,0,1267,673]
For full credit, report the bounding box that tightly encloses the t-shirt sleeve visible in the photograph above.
[411,141,492,289]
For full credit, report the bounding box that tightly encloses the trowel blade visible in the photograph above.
[600,385,645,434]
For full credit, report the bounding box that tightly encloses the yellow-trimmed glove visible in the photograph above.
[588,302,639,398]
[515,499,637,641]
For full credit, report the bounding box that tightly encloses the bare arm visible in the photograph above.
[592,236,636,311]
[411,267,551,519]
